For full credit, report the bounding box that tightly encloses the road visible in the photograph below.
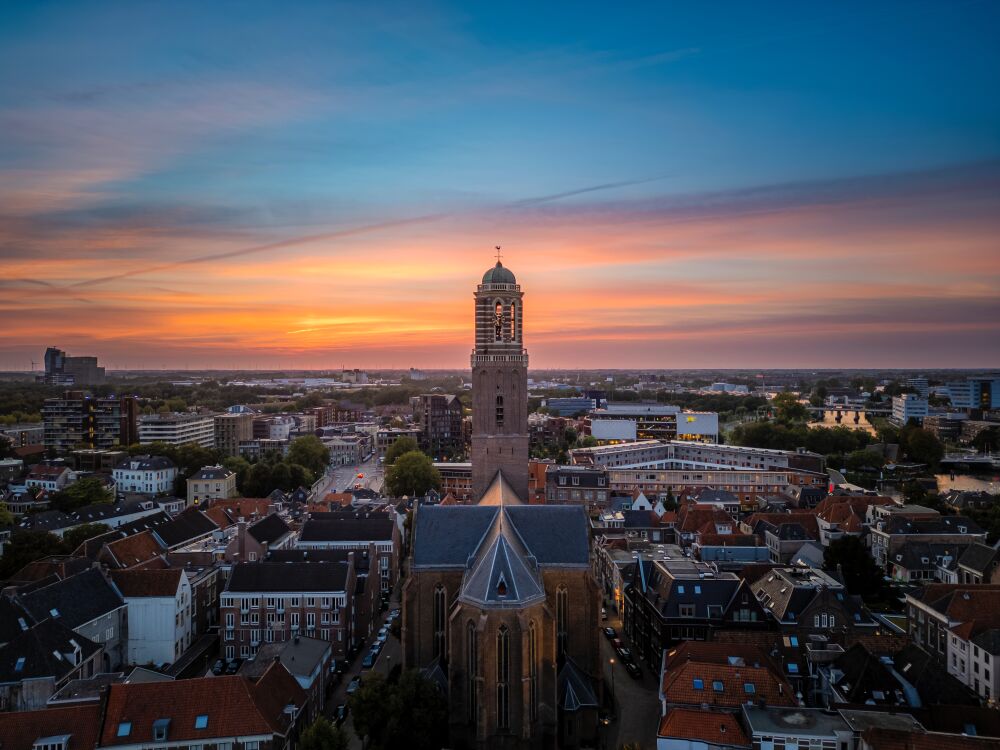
[600,611,662,750]
[315,455,385,499]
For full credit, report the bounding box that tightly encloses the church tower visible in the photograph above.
[471,256,529,501]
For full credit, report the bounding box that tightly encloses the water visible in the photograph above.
[935,473,1000,494]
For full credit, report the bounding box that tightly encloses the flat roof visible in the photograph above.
[743,707,850,736]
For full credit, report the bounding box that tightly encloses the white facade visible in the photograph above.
[892,394,928,425]
[948,629,999,702]
[121,572,192,665]
[113,461,177,495]
[138,413,216,448]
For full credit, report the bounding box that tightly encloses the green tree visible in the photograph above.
[288,435,330,476]
[223,455,252,492]
[350,670,447,750]
[350,672,393,748]
[384,451,441,497]
[0,530,66,578]
[384,437,419,466]
[299,716,349,750]
[48,477,114,513]
[62,522,111,552]
[972,427,1000,453]
[0,502,14,528]
[823,535,884,599]
[771,392,810,423]
[902,428,943,466]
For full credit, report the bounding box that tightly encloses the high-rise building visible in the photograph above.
[138,413,215,448]
[214,412,253,456]
[470,260,529,501]
[41,346,106,385]
[43,391,138,453]
[416,393,464,459]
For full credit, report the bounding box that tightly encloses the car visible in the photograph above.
[225,659,241,675]
[603,627,616,640]
[211,659,224,675]
[388,608,400,620]
[601,607,608,621]
[361,651,377,669]
[378,625,389,638]
[611,637,623,653]
[617,647,632,661]
[623,661,642,679]
[346,676,362,695]
[377,633,388,644]
[334,703,348,726]
[371,640,384,655]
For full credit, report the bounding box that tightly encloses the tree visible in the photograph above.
[771,392,810,423]
[0,530,65,578]
[0,502,14,528]
[288,435,330,476]
[350,673,393,748]
[385,437,419,466]
[350,670,447,750]
[972,427,1000,453]
[62,523,111,552]
[384,451,441,498]
[823,535,884,599]
[299,717,349,750]
[902,428,943,466]
[48,477,114,513]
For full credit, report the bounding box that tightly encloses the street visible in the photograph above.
[600,611,662,750]
[316,454,385,500]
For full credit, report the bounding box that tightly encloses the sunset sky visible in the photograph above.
[1,1,999,370]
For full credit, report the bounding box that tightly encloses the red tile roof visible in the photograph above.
[100,671,303,746]
[103,530,163,569]
[658,708,749,748]
[0,704,103,750]
[110,568,183,597]
[665,641,776,670]
[662,660,796,709]
[204,498,274,528]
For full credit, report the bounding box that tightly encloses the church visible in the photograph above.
[401,259,603,749]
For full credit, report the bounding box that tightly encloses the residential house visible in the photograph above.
[112,455,177,496]
[110,568,192,665]
[24,464,72,493]
[870,514,986,570]
[741,706,853,750]
[297,512,400,592]
[239,635,333,723]
[657,708,750,750]
[186,465,237,508]
[225,514,293,563]
[0,703,102,750]
[751,567,877,635]
[957,543,1000,585]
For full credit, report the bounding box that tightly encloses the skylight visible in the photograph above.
[712,680,724,692]
[14,657,25,672]
[195,715,208,729]
[693,678,704,690]
[744,683,756,694]
[117,722,131,738]
[787,663,799,673]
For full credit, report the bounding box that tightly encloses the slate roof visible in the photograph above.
[113,455,176,471]
[829,643,904,706]
[893,644,979,706]
[0,704,103,750]
[412,503,590,569]
[16,510,73,531]
[558,658,599,711]
[247,513,291,545]
[265,549,353,563]
[909,584,1000,621]
[20,568,123,629]
[971,628,1000,654]
[459,508,545,608]
[643,563,743,620]
[226,562,349,593]
[658,708,749,748]
[299,516,394,543]
[71,499,154,525]
[152,507,218,548]
[0,596,32,645]
[0,618,99,683]
[958,543,1000,575]
[881,514,984,536]
[189,466,234,481]
[891,541,969,572]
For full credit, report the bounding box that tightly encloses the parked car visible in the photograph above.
[346,676,362,695]
[225,659,241,675]
[601,607,608,621]
[603,627,616,640]
[611,637,623,653]
[617,646,632,661]
[362,651,377,669]
[334,703,349,726]
[211,659,224,675]
[623,661,642,679]
[388,608,401,620]
[378,625,389,638]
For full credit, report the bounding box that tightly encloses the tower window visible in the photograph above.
[497,626,510,730]
[495,395,504,429]
[433,584,447,659]
[509,300,516,341]
[528,620,538,721]
[494,301,503,341]
[557,586,568,656]
[467,621,478,724]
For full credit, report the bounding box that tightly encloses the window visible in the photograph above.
[467,621,478,724]
[117,722,131,738]
[194,715,208,730]
[744,682,756,694]
[679,604,695,618]
[712,680,724,692]
[509,301,516,340]
[152,719,170,742]
[497,626,510,730]
[433,585,447,658]
[556,587,568,655]
[788,663,799,674]
[693,678,704,690]
[495,395,504,429]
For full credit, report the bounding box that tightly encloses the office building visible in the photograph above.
[41,346,106,386]
[891,393,929,425]
[586,403,719,443]
[43,391,138,454]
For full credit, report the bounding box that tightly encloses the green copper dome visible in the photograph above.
[482,261,516,285]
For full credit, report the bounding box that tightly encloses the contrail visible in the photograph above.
[56,175,672,289]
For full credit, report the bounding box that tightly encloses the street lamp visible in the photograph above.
[608,657,616,712]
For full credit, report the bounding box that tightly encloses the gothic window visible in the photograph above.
[509,300,516,341]
[494,301,503,341]
[496,625,510,730]
[528,620,538,721]
[556,586,568,656]
[467,621,478,724]
[433,585,446,658]
[495,395,504,429]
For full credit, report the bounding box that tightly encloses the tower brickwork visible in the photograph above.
[471,260,529,501]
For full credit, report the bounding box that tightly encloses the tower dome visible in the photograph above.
[482,261,516,285]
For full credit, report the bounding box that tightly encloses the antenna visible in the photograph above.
[30,359,37,371]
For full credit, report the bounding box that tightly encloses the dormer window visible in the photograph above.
[153,719,170,741]
[497,574,508,597]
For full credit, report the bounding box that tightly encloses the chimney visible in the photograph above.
[238,520,247,561]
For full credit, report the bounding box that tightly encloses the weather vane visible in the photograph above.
[495,245,502,262]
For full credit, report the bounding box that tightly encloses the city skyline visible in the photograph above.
[2,2,999,370]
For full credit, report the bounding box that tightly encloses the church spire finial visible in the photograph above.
[495,245,502,263]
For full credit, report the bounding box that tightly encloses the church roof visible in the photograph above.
[481,260,516,285]
[458,501,545,608]
[477,471,523,506]
[559,658,599,711]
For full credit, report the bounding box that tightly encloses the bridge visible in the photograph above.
[941,452,1000,468]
